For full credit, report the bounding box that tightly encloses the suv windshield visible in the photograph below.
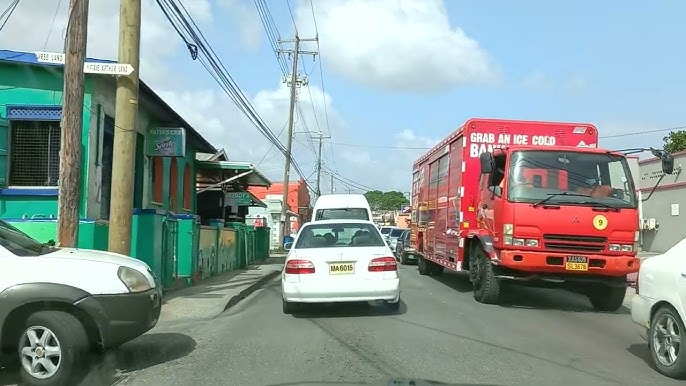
[295,223,385,248]
[315,208,369,221]
[507,150,637,209]
[0,220,57,256]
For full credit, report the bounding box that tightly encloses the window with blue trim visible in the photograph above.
[6,105,62,187]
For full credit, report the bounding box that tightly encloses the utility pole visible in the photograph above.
[108,0,141,255]
[314,131,330,199]
[57,0,89,247]
[330,173,334,194]
[277,35,318,244]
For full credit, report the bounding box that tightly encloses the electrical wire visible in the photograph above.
[155,0,315,192]
[43,0,63,49]
[0,0,20,32]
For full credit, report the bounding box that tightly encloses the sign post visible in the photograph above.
[34,51,134,76]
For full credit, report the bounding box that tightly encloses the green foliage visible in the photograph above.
[364,190,409,211]
[663,130,686,153]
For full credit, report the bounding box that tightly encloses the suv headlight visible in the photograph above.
[118,266,152,293]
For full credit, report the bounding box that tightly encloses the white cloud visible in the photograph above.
[294,0,499,93]
[0,0,428,192]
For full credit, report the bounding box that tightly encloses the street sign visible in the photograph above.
[34,51,134,76]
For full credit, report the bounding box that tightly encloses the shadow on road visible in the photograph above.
[429,270,630,314]
[83,332,196,385]
[291,300,408,319]
[627,343,659,372]
[0,333,196,386]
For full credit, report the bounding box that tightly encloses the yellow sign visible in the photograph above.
[329,262,355,275]
[593,215,608,230]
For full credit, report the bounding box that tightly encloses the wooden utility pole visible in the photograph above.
[108,0,141,255]
[57,0,89,247]
[276,35,318,243]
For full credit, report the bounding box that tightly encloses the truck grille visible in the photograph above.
[542,234,607,253]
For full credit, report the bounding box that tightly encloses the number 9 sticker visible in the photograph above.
[593,215,608,230]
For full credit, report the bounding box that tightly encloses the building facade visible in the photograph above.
[0,50,215,223]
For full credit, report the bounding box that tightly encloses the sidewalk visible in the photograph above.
[158,256,284,324]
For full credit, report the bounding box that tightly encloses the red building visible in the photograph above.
[248,179,312,230]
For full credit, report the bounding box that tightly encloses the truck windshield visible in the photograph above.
[507,150,637,209]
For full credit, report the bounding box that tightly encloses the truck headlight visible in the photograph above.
[118,266,152,293]
[609,244,633,252]
[504,237,538,247]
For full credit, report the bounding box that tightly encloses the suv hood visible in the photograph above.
[44,248,151,271]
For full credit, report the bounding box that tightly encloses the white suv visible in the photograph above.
[0,220,161,385]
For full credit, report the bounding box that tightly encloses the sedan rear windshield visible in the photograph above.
[295,223,385,248]
[315,208,369,221]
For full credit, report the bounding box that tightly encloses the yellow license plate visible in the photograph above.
[329,262,355,275]
[565,256,588,271]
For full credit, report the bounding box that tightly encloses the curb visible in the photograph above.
[219,269,281,314]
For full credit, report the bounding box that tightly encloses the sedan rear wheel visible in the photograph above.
[649,306,686,379]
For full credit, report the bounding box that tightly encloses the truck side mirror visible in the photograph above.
[479,152,493,174]
[662,153,675,175]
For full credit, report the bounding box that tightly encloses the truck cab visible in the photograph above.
[474,145,655,310]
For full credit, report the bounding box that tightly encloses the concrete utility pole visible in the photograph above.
[314,131,330,199]
[330,173,334,194]
[57,0,89,247]
[276,35,318,243]
[108,0,141,255]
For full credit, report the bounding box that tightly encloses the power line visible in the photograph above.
[326,125,686,150]
[0,0,20,32]
[43,0,64,49]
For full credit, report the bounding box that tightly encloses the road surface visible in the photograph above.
[80,266,685,385]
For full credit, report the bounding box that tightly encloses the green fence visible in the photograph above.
[5,209,271,290]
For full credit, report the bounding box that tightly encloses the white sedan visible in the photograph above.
[281,219,401,314]
[631,237,686,379]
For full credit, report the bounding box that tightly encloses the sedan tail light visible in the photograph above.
[368,257,397,272]
[285,259,315,274]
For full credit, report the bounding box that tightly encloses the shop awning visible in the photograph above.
[196,160,271,192]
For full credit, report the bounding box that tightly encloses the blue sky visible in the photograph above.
[2,0,685,193]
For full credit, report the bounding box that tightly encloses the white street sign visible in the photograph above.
[34,51,134,76]
[84,62,134,76]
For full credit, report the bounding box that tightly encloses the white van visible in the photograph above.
[0,220,161,385]
[311,194,374,222]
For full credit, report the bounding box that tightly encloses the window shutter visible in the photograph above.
[0,118,7,187]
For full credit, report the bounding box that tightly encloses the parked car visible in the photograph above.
[281,219,400,313]
[394,229,416,265]
[0,220,161,386]
[631,237,686,379]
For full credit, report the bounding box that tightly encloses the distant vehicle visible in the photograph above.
[379,226,394,237]
[387,227,407,251]
[0,220,161,386]
[395,229,416,265]
[311,194,373,222]
[631,238,686,379]
[281,219,401,314]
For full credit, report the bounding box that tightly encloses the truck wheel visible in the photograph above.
[18,311,89,386]
[417,256,431,275]
[649,306,686,379]
[587,284,627,312]
[470,247,501,304]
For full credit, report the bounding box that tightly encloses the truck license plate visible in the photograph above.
[565,255,588,271]
[329,262,355,275]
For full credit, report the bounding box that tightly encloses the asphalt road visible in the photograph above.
[88,265,683,385]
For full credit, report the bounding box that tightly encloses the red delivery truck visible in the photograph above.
[409,118,673,312]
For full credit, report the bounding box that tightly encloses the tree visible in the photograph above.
[365,190,409,211]
[663,130,686,153]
